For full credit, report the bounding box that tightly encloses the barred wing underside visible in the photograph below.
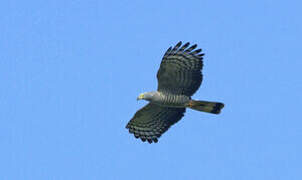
[126,103,185,143]
[157,41,204,96]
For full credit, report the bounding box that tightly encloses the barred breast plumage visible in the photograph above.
[152,91,190,108]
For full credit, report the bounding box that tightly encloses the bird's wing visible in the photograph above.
[157,41,204,96]
[126,103,185,143]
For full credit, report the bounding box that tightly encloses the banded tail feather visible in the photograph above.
[187,100,224,114]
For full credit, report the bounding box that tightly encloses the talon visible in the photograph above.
[187,101,194,108]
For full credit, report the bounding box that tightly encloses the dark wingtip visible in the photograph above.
[183,42,190,48]
[175,41,182,48]
[171,41,183,52]
[168,46,172,51]
[192,49,202,55]
[143,138,158,144]
[190,44,197,50]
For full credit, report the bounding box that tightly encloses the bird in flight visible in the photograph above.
[126,41,224,143]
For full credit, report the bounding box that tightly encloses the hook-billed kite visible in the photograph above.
[126,41,224,143]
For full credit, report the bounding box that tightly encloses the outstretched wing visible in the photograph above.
[157,41,204,96]
[126,103,185,143]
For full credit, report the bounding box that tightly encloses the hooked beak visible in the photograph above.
[137,94,144,101]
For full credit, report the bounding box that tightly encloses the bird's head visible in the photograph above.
[137,93,145,101]
[137,92,156,101]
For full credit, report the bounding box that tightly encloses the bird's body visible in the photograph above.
[139,91,190,108]
[126,41,224,143]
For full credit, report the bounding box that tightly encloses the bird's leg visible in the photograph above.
[186,100,194,108]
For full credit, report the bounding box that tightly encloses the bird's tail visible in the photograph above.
[187,100,224,114]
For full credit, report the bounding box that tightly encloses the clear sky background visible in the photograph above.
[1,0,301,179]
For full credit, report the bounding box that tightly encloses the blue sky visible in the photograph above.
[1,0,302,179]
